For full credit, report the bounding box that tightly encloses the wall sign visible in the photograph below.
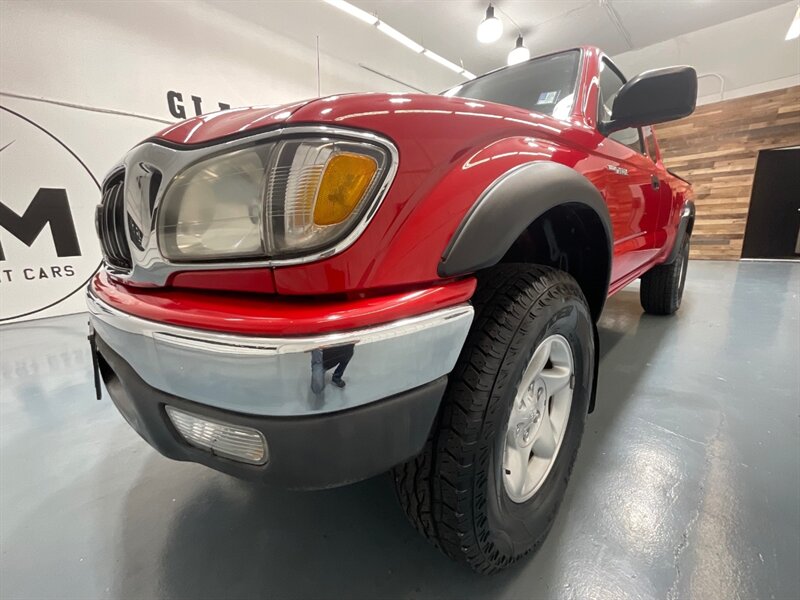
[167,91,231,120]
[0,106,101,322]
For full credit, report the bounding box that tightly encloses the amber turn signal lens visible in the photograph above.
[314,153,378,226]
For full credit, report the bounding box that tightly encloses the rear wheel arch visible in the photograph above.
[438,161,612,322]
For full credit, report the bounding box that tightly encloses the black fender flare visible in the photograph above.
[438,161,613,284]
[663,200,695,264]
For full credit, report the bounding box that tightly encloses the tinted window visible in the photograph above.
[598,59,644,154]
[642,126,659,162]
[444,50,581,118]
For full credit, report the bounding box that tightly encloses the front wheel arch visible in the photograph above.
[438,162,612,323]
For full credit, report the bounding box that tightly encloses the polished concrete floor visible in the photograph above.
[1,261,798,600]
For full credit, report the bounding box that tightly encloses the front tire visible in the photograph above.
[393,264,595,573]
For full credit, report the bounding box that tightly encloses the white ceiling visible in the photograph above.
[208,0,793,93]
[354,0,788,74]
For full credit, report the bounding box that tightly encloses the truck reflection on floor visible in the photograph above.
[310,345,355,394]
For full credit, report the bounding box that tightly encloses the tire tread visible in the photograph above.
[393,264,588,573]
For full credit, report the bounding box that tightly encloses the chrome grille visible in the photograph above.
[96,175,132,270]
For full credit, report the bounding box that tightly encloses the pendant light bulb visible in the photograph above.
[507,35,530,65]
[477,4,503,44]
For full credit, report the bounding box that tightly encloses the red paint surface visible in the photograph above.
[91,271,476,336]
[168,268,276,294]
[121,46,689,323]
[154,100,314,145]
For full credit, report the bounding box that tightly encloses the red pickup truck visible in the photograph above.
[88,47,696,572]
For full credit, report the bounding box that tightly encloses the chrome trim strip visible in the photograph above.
[88,290,474,417]
[104,125,399,286]
[87,290,470,353]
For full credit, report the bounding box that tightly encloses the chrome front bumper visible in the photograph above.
[87,291,473,417]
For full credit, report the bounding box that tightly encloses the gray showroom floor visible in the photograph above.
[1,260,799,600]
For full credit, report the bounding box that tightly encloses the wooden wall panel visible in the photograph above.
[656,85,800,260]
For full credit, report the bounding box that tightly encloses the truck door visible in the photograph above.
[643,125,677,252]
[596,58,663,284]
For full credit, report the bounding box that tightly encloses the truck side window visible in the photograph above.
[598,59,644,155]
[642,126,659,162]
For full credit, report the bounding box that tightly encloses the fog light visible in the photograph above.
[165,406,268,465]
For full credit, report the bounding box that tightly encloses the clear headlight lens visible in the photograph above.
[159,146,268,261]
[158,136,389,262]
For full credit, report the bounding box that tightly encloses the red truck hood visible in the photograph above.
[152,93,577,146]
[153,99,317,145]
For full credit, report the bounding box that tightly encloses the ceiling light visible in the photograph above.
[423,49,464,74]
[786,6,800,41]
[327,0,473,81]
[324,0,378,25]
[377,21,424,53]
[477,4,503,44]
[507,35,530,65]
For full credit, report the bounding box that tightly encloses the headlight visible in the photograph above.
[158,146,267,261]
[158,136,391,262]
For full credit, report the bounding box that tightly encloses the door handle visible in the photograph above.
[651,175,660,190]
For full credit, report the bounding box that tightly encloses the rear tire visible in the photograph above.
[393,264,595,573]
[640,236,690,315]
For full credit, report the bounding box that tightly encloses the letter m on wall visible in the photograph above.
[0,189,81,261]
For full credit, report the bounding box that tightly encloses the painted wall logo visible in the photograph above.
[167,91,231,120]
[0,106,101,321]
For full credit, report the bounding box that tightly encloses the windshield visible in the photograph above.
[443,50,581,119]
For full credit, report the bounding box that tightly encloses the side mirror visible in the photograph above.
[604,66,697,134]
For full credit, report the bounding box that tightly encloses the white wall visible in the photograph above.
[613,1,800,105]
[1,0,414,120]
[0,0,441,323]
